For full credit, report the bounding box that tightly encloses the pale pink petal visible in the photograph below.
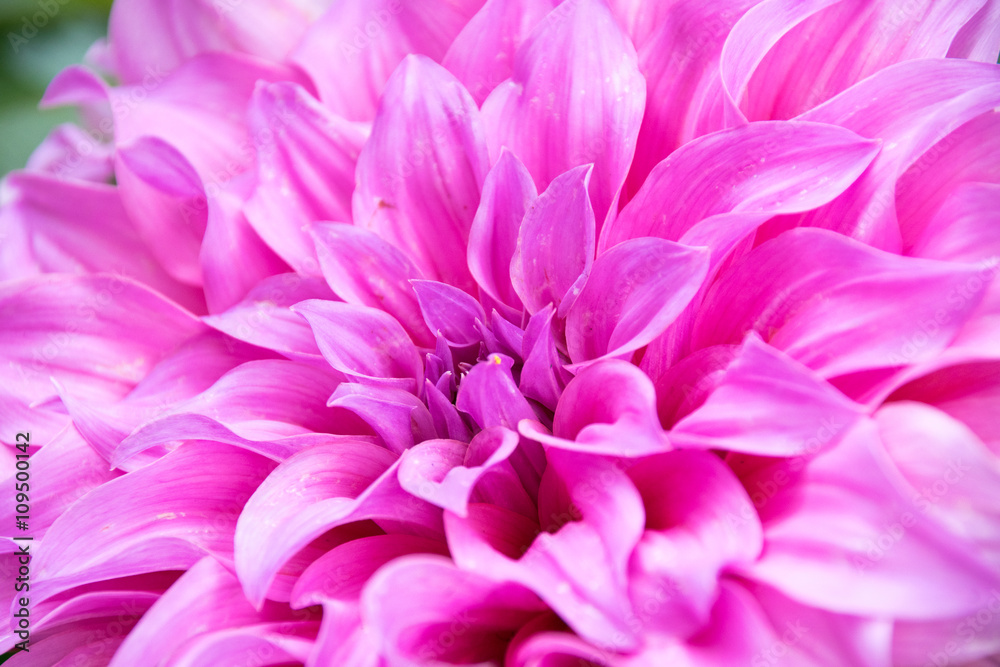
[244,82,368,275]
[948,0,1000,62]
[23,122,114,182]
[481,0,646,227]
[32,443,276,603]
[292,0,484,121]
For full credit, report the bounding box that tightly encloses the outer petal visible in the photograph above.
[107,0,317,84]
[0,172,203,313]
[234,441,441,607]
[566,238,710,365]
[511,164,595,315]
[291,0,484,121]
[736,420,1000,619]
[352,55,490,293]
[466,148,537,311]
[245,82,368,275]
[672,335,865,456]
[692,228,993,382]
[32,443,277,602]
[481,0,646,227]
[312,223,433,347]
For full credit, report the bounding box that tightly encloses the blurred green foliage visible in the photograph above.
[0,0,112,175]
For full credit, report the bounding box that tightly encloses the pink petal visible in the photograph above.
[466,148,537,311]
[511,164,596,316]
[32,443,277,603]
[109,556,307,666]
[329,383,436,454]
[720,0,987,123]
[293,300,423,392]
[524,359,668,457]
[0,171,205,313]
[737,419,1000,619]
[234,441,441,606]
[202,273,334,362]
[312,222,434,347]
[24,122,114,182]
[481,0,646,228]
[948,0,1000,62]
[442,0,560,104]
[692,228,993,381]
[107,0,316,84]
[520,305,570,411]
[245,82,368,275]
[352,54,490,293]
[566,238,710,366]
[291,0,484,121]
[412,280,487,346]
[603,121,880,251]
[361,555,546,664]
[672,334,865,456]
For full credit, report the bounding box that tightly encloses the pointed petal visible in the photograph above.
[511,164,596,315]
[293,300,423,391]
[412,280,487,346]
[291,0,484,121]
[567,238,710,365]
[466,148,537,310]
[442,0,560,104]
[520,305,569,411]
[245,83,368,275]
[352,55,490,292]
[481,0,646,227]
[312,222,433,347]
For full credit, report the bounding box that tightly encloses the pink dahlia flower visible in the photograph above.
[3,0,1000,664]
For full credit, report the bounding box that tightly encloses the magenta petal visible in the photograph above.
[511,164,596,315]
[481,0,646,227]
[245,82,368,276]
[291,0,484,122]
[361,554,546,664]
[328,384,436,455]
[312,222,434,347]
[443,0,560,105]
[566,238,710,366]
[627,449,763,637]
[412,280,488,346]
[603,121,881,250]
[532,359,668,457]
[353,55,490,293]
[467,148,537,311]
[672,335,865,456]
[738,420,1000,619]
[693,228,993,380]
[520,305,569,411]
[399,427,523,518]
[234,441,441,607]
[32,443,276,603]
[293,300,423,392]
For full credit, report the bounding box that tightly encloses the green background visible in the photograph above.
[0,0,112,176]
